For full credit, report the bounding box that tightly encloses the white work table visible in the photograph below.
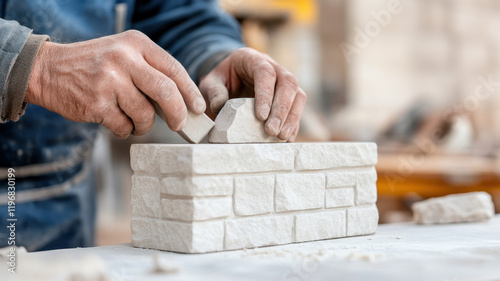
[3,216,500,281]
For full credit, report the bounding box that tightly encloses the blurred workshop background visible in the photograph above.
[93,0,500,245]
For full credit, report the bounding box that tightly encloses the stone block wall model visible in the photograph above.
[130,142,378,253]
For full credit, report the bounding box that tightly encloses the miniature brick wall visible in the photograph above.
[130,143,378,253]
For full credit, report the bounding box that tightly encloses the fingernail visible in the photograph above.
[258,104,271,120]
[194,98,206,113]
[281,124,293,139]
[267,117,281,136]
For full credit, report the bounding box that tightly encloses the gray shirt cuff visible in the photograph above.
[2,34,50,122]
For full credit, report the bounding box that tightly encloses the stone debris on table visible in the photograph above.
[130,142,379,253]
[412,191,495,224]
[208,98,285,144]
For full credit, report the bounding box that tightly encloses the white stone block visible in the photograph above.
[158,144,294,175]
[347,205,379,236]
[130,145,161,174]
[295,211,346,242]
[326,171,356,188]
[161,197,231,221]
[356,184,377,205]
[131,175,161,218]
[412,192,495,224]
[153,99,214,144]
[161,176,233,196]
[234,175,274,216]
[295,143,378,171]
[209,98,284,144]
[224,216,294,250]
[326,187,355,208]
[275,174,325,212]
[357,168,378,186]
[131,217,224,253]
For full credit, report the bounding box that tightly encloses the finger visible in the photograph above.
[278,87,307,140]
[140,40,205,114]
[251,60,276,121]
[289,124,300,142]
[131,63,187,131]
[199,73,229,114]
[100,107,134,139]
[264,65,299,137]
[116,84,155,136]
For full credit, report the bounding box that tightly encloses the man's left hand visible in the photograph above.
[199,47,307,142]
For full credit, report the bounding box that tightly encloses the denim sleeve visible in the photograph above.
[131,0,245,83]
[0,19,32,122]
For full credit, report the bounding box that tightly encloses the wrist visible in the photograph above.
[26,40,51,106]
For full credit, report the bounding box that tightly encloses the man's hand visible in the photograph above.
[25,30,206,138]
[199,47,306,141]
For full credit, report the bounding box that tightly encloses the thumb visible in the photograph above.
[199,73,229,115]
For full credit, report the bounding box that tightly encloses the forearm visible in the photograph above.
[0,18,49,123]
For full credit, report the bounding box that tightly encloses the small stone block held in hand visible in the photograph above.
[152,99,214,144]
[209,98,285,144]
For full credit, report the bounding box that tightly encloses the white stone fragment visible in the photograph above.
[357,168,378,186]
[131,175,161,218]
[412,192,495,224]
[326,171,356,188]
[161,176,233,196]
[295,142,378,171]
[275,174,325,212]
[158,144,294,175]
[295,210,346,242]
[224,216,294,250]
[132,217,224,253]
[153,99,215,144]
[347,205,379,236]
[209,98,284,144]
[130,144,161,175]
[234,175,274,216]
[162,197,231,221]
[326,187,355,208]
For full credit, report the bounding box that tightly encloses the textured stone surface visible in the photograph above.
[153,99,214,144]
[158,144,294,175]
[295,143,378,171]
[412,192,495,224]
[347,205,379,236]
[161,197,231,221]
[225,216,294,250]
[326,187,355,208]
[130,142,379,253]
[234,175,274,216]
[131,217,224,253]
[326,171,356,188]
[295,211,346,242]
[275,174,325,212]
[131,176,161,218]
[161,176,233,196]
[209,98,284,144]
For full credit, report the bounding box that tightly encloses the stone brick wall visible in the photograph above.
[130,142,378,253]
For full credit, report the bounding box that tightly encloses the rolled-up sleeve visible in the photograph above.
[132,0,245,83]
[0,19,49,123]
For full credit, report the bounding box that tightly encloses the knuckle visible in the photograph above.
[281,72,299,90]
[114,120,133,135]
[256,63,276,80]
[155,78,175,100]
[165,59,182,78]
[123,30,146,41]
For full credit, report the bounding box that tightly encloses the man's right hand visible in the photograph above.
[25,30,206,138]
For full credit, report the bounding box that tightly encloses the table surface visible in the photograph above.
[3,216,500,281]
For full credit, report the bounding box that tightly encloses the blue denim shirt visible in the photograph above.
[0,0,243,251]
